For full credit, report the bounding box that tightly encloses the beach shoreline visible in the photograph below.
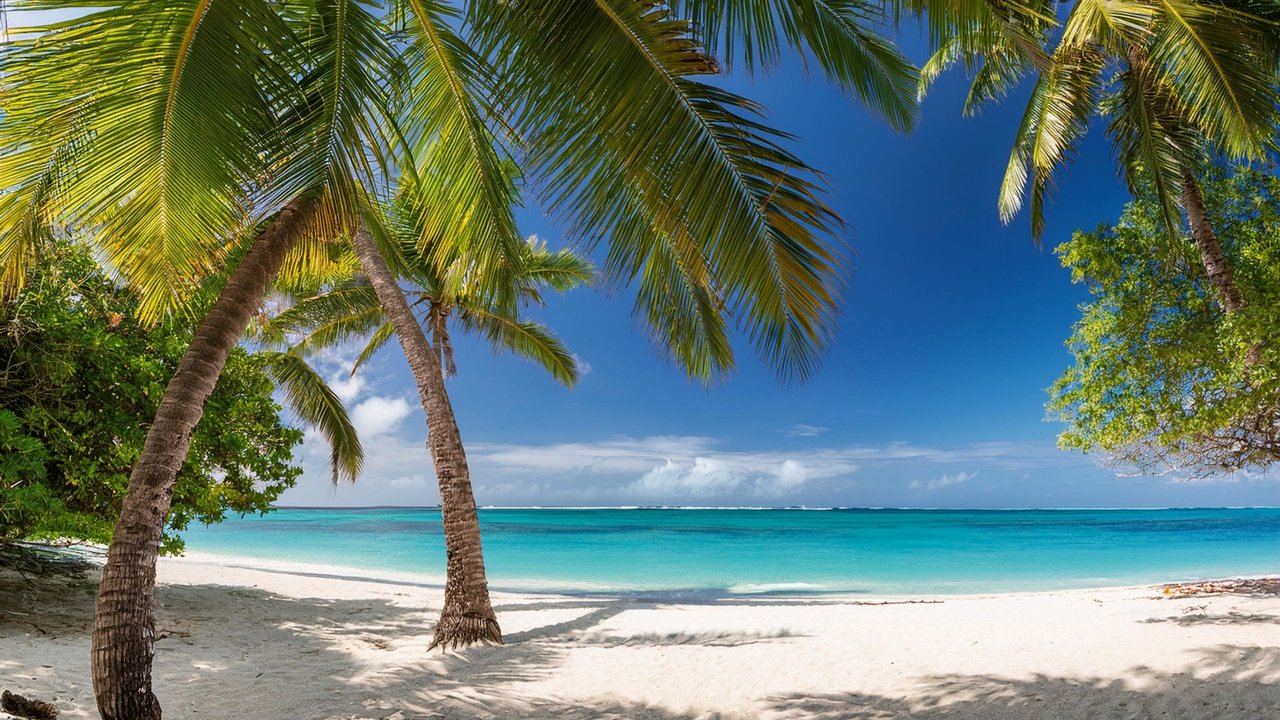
[174,549,1280,601]
[3,553,1279,719]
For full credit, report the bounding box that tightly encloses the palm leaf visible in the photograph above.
[352,321,396,373]
[260,350,363,484]
[998,45,1103,241]
[672,0,919,130]
[1147,0,1279,159]
[392,0,526,309]
[454,309,581,386]
[1104,57,1195,241]
[473,0,844,382]
[0,0,303,321]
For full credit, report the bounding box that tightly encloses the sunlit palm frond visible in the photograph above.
[998,45,1103,241]
[351,321,396,373]
[266,285,383,352]
[1058,0,1155,50]
[474,0,843,382]
[272,191,363,295]
[392,0,525,307]
[517,242,596,296]
[1103,58,1197,240]
[259,350,363,484]
[1147,0,1279,159]
[276,0,400,210]
[887,0,1057,70]
[454,309,581,386]
[1,0,303,321]
[0,137,68,299]
[669,0,918,130]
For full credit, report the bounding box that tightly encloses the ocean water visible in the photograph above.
[180,507,1280,596]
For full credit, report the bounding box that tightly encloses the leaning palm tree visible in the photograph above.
[921,0,1280,317]
[267,206,593,648]
[0,1,1038,717]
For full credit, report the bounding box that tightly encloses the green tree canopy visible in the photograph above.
[0,241,304,552]
[1049,165,1280,478]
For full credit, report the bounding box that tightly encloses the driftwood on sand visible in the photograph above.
[1,690,59,720]
[1160,578,1280,598]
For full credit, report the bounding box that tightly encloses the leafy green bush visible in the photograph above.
[1050,165,1280,477]
[0,241,303,552]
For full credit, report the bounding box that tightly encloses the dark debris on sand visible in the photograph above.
[1,690,58,720]
[1160,578,1280,598]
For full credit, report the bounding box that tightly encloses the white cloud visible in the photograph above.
[350,396,413,438]
[911,471,977,492]
[631,457,744,496]
[279,433,1089,507]
[472,435,719,476]
[571,353,593,376]
[756,460,809,497]
[327,372,367,404]
[389,474,429,489]
[785,424,829,438]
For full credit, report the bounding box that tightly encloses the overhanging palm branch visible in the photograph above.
[0,0,304,321]
[472,0,845,382]
[931,0,1280,242]
[670,0,919,130]
[258,350,364,484]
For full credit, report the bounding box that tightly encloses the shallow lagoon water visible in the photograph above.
[181,507,1280,595]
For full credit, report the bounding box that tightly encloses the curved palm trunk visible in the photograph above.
[91,197,311,720]
[1180,169,1261,365]
[1181,169,1245,314]
[349,227,501,649]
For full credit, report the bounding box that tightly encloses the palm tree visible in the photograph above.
[0,1,1037,716]
[267,210,593,648]
[1,3,414,716]
[921,0,1280,316]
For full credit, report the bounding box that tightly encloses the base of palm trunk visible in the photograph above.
[428,610,503,650]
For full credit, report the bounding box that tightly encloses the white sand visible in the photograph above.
[3,554,1279,719]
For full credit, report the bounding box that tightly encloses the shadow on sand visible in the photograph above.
[3,569,1279,719]
[766,645,1280,719]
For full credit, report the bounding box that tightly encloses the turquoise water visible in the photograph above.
[180,507,1280,596]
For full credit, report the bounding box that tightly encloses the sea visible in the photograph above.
[180,507,1280,597]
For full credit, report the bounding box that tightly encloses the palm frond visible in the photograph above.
[392,0,526,309]
[260,350,363,484]
[265,285,384,352]
[1148,0,1279,159]
[671,0,919,130]
[1104,57,1196,240]
[276,0,400,212]
[0,0,303,321]
[473,0,844,382]
[352,321,396,373]
[454,309,581,386]
[511,241,595,296]
[998,45,1103,241]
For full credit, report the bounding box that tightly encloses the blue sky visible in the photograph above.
[279,32,1279,509]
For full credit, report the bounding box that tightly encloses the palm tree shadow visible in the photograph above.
[766,645,1280,720]
[149,585,795,719]
[1141,611,1280,626]
[12,572,1280,720]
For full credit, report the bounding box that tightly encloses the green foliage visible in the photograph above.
[1049,165,1280,477]
[267,206,594,390]
[0,241,304,552]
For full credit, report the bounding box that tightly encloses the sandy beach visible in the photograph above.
[2,554,1279,719]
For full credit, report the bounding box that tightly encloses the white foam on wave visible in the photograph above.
[727,582,829,594]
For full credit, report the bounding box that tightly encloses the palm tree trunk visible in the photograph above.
[349,227,501,649]
[1181,169,1245,314]
[91,197,312,720]
[1180,169,1262,365]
